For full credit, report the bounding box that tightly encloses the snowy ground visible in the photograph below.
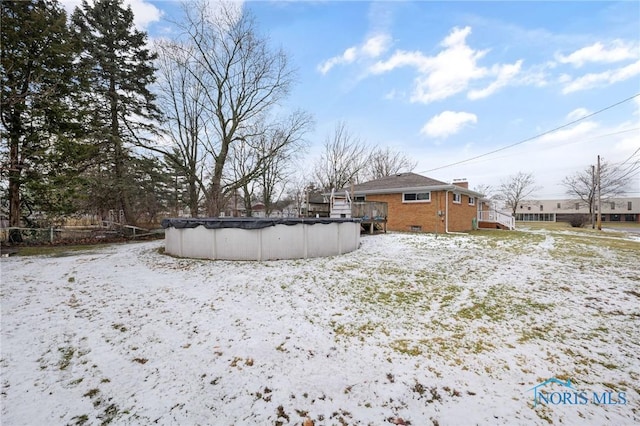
[1,227,639,425]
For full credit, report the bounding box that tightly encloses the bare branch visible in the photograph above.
[314,121,370,191]
[498,171,540,216]
[365,146,417,181]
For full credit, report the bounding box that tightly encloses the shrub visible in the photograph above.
[569,214,587,228]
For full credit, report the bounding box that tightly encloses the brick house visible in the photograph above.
[346,173,484,233]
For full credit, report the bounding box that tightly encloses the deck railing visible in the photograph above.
[352,201,388,220]
[478,210,515,230]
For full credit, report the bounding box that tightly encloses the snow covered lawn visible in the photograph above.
[2,228,639,425]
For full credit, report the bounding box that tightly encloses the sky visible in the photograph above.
[63,0,640,199]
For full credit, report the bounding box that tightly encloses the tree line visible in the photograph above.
[1,0,417,233]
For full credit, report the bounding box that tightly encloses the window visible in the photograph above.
[575,203,580,210]
[403,192,430,203]
[557,203,561,209]
[610,202,615,210]
[515,213,556,222]
[628,201,633,211]
[540,205,544,212]
[468,196,475,206]
[452,193,461,204]
[527,206,531,211]
[354,195,365,202]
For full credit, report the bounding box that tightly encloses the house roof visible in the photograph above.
[341,172,484,197]
[308,194,328,204]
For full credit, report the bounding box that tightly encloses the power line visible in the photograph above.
[456,127,640,168]
[618,146,640,167]
[419,93,640,174]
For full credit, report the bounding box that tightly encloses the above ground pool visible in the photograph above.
[161,217,361,261]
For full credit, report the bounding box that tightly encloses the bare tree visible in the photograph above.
[497,172,539,216]
[473,183,494,199]
[314,121,369,191]
[229,111,312,216]
[153,38,209,217]
[257,111,312,215]
[365,146,417,180]
[283,170,312,217]
[562,160,628,224]
[179,0,296,216]
[229,131,259,216]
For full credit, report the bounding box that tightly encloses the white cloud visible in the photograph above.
[61,0,163,31]
[562,60,640,94]
[128,0,163,30]
[536,121,599,144]
[362,34,390,57]
[566,108,591,121]
[556,40,639,68]
[369,50,428,74]
[421,111,478,138]
[318,34,391,75]
[558,73,572,83]
[370,26,524,103]
[468,60,523,100]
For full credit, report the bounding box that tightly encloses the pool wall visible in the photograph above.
[162,218,361,261]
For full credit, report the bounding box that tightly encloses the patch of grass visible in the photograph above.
[519,326,550,343]
[111,323,127,332]
[83,388,100,398]
[58,346,75,370]
[98,403,119,425]
[70,414,89,425]
[16,244,104,257]
[390,339,422,356]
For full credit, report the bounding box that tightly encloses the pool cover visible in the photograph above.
[161,217,361,230]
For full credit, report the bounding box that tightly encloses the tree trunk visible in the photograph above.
[8,112,23,242]
[188,178,199,218]
[208,136,231,217]
[207,179,222,217]
[109,77,134,225]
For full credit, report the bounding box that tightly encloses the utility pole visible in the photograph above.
[597,155,602,230]
[591,165,596,229]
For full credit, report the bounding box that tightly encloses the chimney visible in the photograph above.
[452,178,468,189]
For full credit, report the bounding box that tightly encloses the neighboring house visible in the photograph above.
[249,203,287,218]
[305,194,330,218]
[251,203,266,218]
[220,192,246,218]
[340,173,485,233]
[516,197,640,223]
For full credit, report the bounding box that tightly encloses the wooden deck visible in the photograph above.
[352,201,388,234]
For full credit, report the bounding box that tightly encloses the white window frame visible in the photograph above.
[452,193,461,204]
[468,196,475,206]
[402,192,431,203]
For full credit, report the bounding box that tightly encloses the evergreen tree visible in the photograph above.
[71,0,161,224]
[1,0,89,239]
